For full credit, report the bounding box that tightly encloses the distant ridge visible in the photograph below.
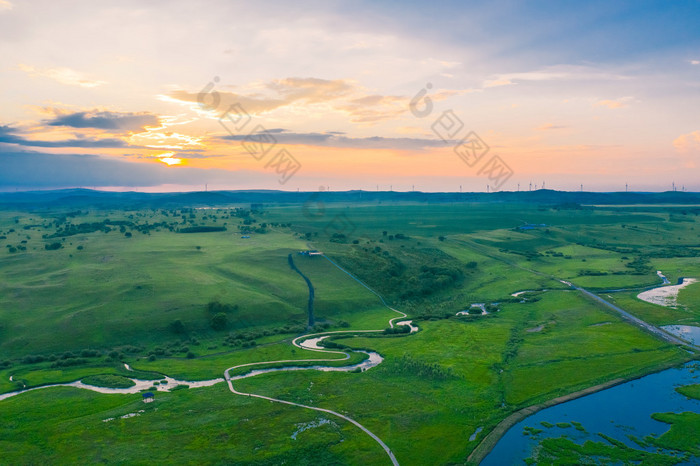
[0,188,699,209]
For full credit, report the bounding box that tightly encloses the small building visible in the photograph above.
[142,392,154,403]
[299,250,323,256]
[241,235,250,239]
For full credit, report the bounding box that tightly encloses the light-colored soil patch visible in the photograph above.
[395,320,419,333]
[637,278,697,308]
[526,325,545,333]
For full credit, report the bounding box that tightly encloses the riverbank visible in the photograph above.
[466,356,696,465]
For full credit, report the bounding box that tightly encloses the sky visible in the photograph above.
[1,0,699,192]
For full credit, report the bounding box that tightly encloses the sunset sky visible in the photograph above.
[1,0,699,192]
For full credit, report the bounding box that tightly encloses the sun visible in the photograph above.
[155,152,183,166]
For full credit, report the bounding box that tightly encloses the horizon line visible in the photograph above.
[1,187,698,195]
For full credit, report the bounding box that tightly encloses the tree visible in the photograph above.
[210,312,228,330]
[170,319,185,334]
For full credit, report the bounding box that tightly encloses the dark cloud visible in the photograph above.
[46,111,159,132]
[0,147,271,190]
[0,125,127,148]
[222,129,450,150]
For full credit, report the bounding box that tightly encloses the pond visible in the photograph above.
[482,362,700,465]
[662,325,700,346]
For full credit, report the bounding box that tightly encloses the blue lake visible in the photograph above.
[482,362,700,465]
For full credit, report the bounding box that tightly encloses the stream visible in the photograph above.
[0,376,224,402]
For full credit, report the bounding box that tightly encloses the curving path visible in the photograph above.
[1,253,415,465]
[288,253,315,327]
[223,254,414,466]
[224,344,398,466]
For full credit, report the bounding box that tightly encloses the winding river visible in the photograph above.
[0,376,224,402]
[11,262,692,464]
[1,253,414,466]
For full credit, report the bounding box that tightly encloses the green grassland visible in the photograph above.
[677,383,700,400]
[0,216,310,357]
[235,294,686,464]
[0,201,698,464]
[81,374,136,388]
[0,385,388,464]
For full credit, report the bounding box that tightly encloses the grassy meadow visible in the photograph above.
[0,199,698,464]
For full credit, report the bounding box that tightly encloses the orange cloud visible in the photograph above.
[127,130,203,150]
[595,97,632,109]
[267,77,355,102]
[18,64,106,88]
[166,77,468,125]
[673,130,700,153]
[484,79,513,88]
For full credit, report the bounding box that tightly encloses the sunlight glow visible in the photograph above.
[155,152,183,166]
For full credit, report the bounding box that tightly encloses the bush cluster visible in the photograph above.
[386,354,454,380]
